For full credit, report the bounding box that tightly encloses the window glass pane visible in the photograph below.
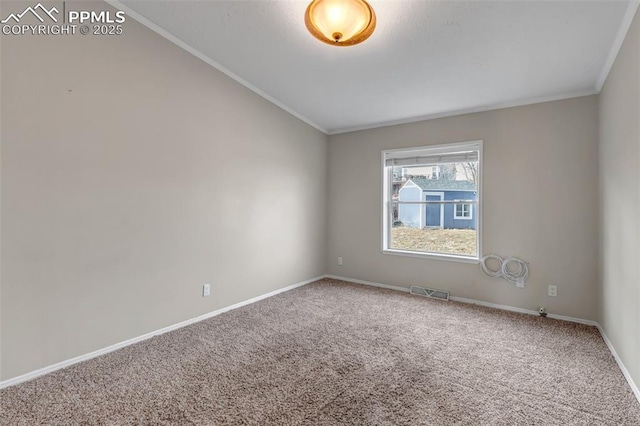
[390,221,477,256]
[384,144,480,260]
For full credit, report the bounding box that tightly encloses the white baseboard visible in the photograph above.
[0,275,323,390]
[325,274,596,325]
[3,274,638,407]
[449,295,598,326]
[326,274,639,405]
[325,274,411,293]
[596,324,640,404]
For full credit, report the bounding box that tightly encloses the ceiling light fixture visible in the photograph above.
[305,0,376,47]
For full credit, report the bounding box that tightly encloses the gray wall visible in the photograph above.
[0,2,327,380]
[1,0,637,391]
[327,96,599,320]
[598,9,639,394]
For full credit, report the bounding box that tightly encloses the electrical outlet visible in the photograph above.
[338,257,343,266]
[203,283,211,297]
[548,285,557,297]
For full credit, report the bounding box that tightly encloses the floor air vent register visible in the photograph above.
[410,286,450,301]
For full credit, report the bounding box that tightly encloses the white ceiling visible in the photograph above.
[113,0,637,134]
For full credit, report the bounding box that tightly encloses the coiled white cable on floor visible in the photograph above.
[481,254,529,288]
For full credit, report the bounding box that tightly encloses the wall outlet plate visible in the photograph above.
[338,257,343,266]
[548,285,557,297]
[203,283,211,297]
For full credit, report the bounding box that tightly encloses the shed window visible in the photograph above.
[382,141,482,262]
[454,203,472,219]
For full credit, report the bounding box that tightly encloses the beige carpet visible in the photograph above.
[1,279,639,425]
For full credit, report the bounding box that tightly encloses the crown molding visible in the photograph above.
[104,0,328,135]
[596,0,640,92]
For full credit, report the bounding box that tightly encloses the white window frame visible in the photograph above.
[454,202,473,220]
[381,140,482,263]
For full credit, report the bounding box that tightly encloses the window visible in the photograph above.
[454,202,472,219]
[382,141,482,262]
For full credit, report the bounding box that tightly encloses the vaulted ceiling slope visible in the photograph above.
[113,1,638,134]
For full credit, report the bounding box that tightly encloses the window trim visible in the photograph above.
[454,202,473,220]
[381,140,483,263]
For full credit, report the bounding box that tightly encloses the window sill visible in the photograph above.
[382,249,480,264]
